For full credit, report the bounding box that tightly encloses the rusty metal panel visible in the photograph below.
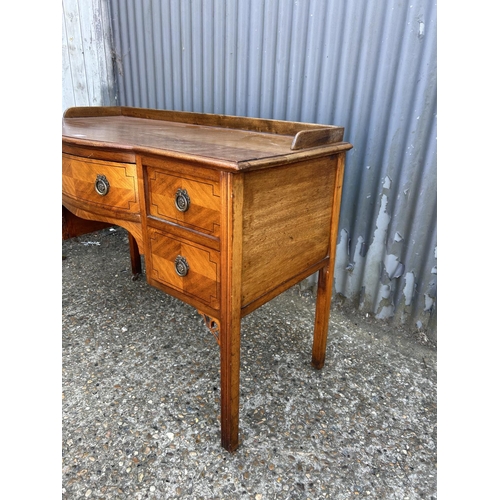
[107,0,437,338]
[62,0,116,113]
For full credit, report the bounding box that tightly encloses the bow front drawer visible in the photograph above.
[62,154,140,215]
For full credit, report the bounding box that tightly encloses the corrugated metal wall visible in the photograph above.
[62,0,117,113]
[105,0,437,339]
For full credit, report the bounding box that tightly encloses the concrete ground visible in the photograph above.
[62,227,437,499]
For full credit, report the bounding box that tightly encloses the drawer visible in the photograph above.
[147,227,220,310]
[62,154,139,214]
[146,166,220,237]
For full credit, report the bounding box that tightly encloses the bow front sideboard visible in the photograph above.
[62,106,352,452]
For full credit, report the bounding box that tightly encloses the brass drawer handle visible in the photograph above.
[174,188,190,212]
[95,174,110,196]
[174,255,189,277]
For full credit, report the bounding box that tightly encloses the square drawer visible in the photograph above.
[147,227,220,311]
[146,166,221,237]
[62,154,139,213]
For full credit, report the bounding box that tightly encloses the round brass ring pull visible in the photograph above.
[175,188,190,212]
[95,174,110,196]
[174,255,189,277]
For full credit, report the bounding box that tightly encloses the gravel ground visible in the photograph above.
[62,227,437,499]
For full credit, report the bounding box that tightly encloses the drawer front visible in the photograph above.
[146,167,221,237]
[147,228,220,310]
[62,154,139,213]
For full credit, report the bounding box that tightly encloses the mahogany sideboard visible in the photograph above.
[62,106,352,452]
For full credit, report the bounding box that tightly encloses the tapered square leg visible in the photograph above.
[219,315,241,452]
[312,156,345,370]
[312,265,334,370]
[128,232,142,277]
[218,172,244,452]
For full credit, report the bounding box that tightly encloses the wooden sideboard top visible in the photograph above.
[62,106,352,171]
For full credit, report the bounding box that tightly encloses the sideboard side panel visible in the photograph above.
[241,156,337,308]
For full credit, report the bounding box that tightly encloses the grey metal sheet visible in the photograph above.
[108,0,437,338]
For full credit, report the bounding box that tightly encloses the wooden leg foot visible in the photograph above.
[219,316,241,452]
[221,327,240,452]
[311,266,334,370]
[128,233,142,278]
